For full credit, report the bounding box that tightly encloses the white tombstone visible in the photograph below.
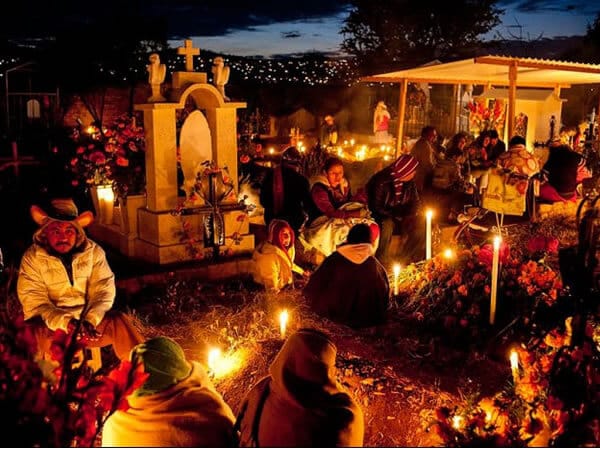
[179,110,213,204]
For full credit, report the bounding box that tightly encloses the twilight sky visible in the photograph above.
[167,0,598,57]
[4,0,598,58]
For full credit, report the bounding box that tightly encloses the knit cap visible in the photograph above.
[391,154,419,202]
[130,337,192,397]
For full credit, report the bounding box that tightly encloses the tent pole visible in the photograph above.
[508,61,518,139]
[396,78,408,158]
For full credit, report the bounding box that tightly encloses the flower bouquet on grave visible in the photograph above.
[427,316,600,447]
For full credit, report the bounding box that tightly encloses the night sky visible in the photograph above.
[3,0,597,57]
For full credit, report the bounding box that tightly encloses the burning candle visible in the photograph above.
[425,209,433,260]
[489,235,502,325]
[443,248,454,260]
[510,350,519,384]
[279,309,289,339]
[207,347,221,374]
[392,263,401,296]
[452,415,463,430]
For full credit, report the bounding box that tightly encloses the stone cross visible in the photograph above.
[177,39,200,72]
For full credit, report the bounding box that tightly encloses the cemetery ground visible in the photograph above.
[111,213,582,447]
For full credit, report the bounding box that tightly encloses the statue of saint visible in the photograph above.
[373,101,391,144]
[211,56,230,101]
[147,53,166,102]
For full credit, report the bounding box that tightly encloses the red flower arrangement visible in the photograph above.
[1,313,147,447]
[467,98,506,136]
[427,317,599,447]
[394,239,565,344]
[68,114,146,200]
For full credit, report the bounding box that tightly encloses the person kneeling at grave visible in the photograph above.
[235,328,364,447]
[251,219,310,293]
[17,198,144,361]
[303,223,389,328]
[102,336,237,447]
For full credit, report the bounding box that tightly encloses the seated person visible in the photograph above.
[498,135,540,178]
[538,142,592,203]
[366,154,424,264]
[467,131,491,169]
[101,336,237,447]
[303,223,389,328]
[302,156,373,257]
[410,125,439,195]
[259,146,319,235]
[444,132,468,161]
[235,328,364,447]
[251,219,309,293]
[486,129,506,164]
[432,146,466,191]
[17,198,144,361]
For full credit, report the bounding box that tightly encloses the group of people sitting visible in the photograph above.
[410,125,592,218]
[15,198,364,447]
[258,146,425,268]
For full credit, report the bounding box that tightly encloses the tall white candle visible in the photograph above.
[425,209,433,260]
[510,350,519,384]
[279,309,289,339]
[489,235,502,325]
[392,264,401,296]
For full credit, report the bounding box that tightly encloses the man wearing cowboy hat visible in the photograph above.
[17,198,144,361]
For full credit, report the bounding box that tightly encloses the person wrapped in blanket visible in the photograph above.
[235,328,364,447]
[101,336,237,447]
[251,219,310,293]
[301,156,376,257]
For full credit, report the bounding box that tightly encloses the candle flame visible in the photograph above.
[510,350,519,371]
[207,347,244,379]
[207,347,221,373]
[443,248,454,259]
[393,264,401,278]
[279,309,289,339]
[269,147,275,154]
[493,235,502,250]
[97,185,114,202]
[452,415,463,430]
[426,209,433,219]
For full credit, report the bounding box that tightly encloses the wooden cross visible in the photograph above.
[177,39,200,72]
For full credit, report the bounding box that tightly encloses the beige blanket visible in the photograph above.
[101,362,236,447]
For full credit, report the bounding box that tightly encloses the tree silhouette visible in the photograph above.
[340,0,503,74]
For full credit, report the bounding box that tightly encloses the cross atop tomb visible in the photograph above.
[177,39,200,72]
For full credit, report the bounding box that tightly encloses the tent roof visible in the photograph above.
[361,55,600,88]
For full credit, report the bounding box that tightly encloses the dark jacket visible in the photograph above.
[487,140,506,162]
[303,243,390,328]
[366,166,420,223]
[260,165,319,234]
[543,145,583,198]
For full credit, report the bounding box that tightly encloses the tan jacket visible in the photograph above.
[17,239,115,331]
[251,241,302,292]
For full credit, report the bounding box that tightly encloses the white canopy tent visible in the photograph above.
[361,55,600,155]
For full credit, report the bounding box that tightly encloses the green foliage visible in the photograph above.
[340,0,503,72]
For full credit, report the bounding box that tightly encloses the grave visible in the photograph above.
[89,40,254,265]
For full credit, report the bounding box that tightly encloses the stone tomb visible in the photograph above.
[89,42,254,264]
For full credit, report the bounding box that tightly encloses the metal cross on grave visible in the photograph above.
[177,39,200,72]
